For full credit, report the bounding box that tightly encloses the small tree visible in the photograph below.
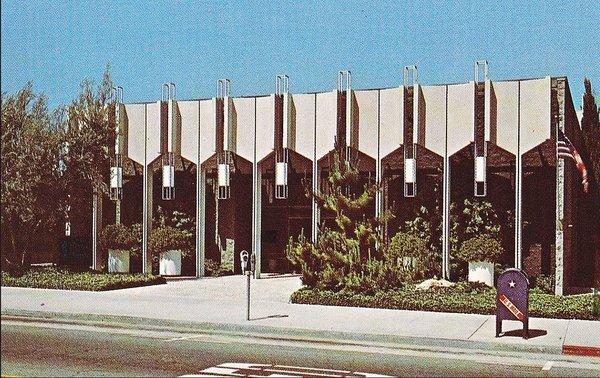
[287,151,391,290]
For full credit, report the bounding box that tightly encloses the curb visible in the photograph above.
[563,345,600,357]
[0,309,570,358]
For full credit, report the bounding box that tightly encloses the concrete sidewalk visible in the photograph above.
[1,275,599,358]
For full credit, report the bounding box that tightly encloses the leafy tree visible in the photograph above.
[1,84,63,273]
[450,198,501,254]
[61,66,114,223]
[1,66,114,273]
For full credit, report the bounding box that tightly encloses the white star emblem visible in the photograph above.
[509,280,516,288]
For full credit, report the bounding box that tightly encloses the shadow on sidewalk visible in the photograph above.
[499,329,547,339]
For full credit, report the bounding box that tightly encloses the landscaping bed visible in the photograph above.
[290,284,600,321]
[1,267,166,291]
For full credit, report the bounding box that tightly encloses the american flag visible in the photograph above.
[557,129,589,193]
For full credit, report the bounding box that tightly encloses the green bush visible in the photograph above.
[204,258,233,277]
[99,223,142,256]
[149,225,193,258]
[1,267,165,291]
[386,232,438,281]
[533,274,555,294]
[342,259,404,294]
[456,234,503,263]
[291,286,598,321]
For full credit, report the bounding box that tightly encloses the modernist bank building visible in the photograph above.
[86,62,598,294]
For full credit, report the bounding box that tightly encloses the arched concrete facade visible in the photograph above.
[92,73,596,294]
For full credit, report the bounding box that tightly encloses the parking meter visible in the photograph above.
[240,250,254,320]
[240,250,249,273]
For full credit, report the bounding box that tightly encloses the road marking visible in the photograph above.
[165,334,232,344]
[542,361,554,371]
[183,363,392,377]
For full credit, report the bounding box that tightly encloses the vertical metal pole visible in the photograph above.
[515,81,522,269]
[375,89,382,223]
[142,104,149,274]
[442,85,450,280]
[312,93,319,244]
[252,97,262,278]
[246,271,251,320]
[92,193,98,270]
[198,168,206,278]
[196,101,204,278]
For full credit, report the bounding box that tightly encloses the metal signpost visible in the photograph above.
[240,250,256,321]
[496,268,530,339]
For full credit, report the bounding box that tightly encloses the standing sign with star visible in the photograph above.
[496,268,530,339]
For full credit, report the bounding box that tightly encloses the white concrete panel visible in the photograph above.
[355,89,379,158]
[199,99,216,164]
[146,102,161,163]
[421,85,446,156]
[255,95,274,161]
[447,82,474,156]
[493,81,519,154]
[233,96,256,162]
[179,100,199,164]
[315,91,337,160]
[520,77,551,153]
[379,87,402,158]
[292,93,315,161]
[124,103,145,165]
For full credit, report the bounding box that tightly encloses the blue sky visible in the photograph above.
[1,1,598,108]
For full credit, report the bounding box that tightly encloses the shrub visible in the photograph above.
[357,259,404,293]
[99,223,141,256]
[290,286,598,321]
[456,234,503,263]
[1,267,165,291]
[385,232,438,281]
[149,225,193,258]
[204,258,233,277]
[533,274,554,294]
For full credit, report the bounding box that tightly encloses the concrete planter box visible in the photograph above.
[108,249,130,273]
[468,261,494,286]
[159,250,182,276]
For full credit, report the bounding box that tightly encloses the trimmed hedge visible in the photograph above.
[1,267,166,291]
[290,285,599,321]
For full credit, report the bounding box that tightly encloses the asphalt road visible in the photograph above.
[1,321,599,377]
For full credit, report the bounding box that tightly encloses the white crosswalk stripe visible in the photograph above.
[182,362,392,377]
